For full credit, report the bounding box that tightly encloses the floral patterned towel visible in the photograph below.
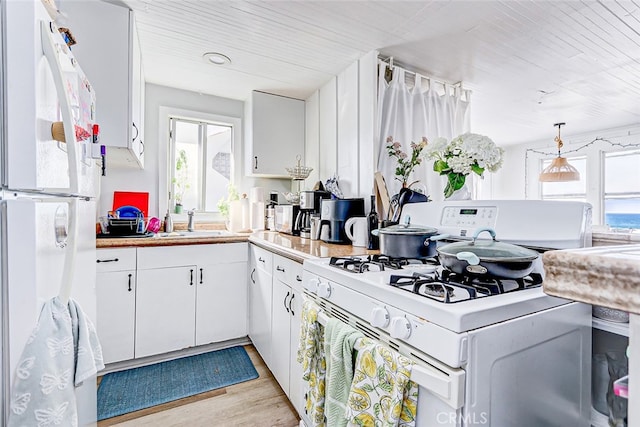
[346,337,418,427]
[297,299,326,427]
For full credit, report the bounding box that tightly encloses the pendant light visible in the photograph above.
[539,122,580,182]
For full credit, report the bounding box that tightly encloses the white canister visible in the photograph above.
[345,216,368,247]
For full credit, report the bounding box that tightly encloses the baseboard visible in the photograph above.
[99,337,252,375]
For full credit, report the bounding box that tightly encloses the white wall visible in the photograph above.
[98,83,290,219]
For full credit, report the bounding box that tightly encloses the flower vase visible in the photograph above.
[445,182,472,200]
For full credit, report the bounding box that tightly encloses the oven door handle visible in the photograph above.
[316,308,465,410]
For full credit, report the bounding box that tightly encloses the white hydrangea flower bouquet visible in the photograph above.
[426,133,504,198]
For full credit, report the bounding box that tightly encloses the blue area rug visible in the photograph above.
[97,346,259,420]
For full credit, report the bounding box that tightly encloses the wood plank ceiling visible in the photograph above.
[123,0,640,146]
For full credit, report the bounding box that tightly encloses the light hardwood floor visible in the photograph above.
[98,345,301,427]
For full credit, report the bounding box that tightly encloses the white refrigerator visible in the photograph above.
[1,0,101,424]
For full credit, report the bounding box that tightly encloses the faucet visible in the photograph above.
[187,209,195,232]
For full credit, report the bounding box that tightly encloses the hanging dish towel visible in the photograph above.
[297,299,326,427]
[324,318,364,427]
[346,337,419,427]
[8,297,104,427]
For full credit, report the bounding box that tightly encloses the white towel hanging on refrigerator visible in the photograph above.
[8,297,104,427]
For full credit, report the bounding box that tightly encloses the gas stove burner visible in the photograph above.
[368,255,438,270]
[329,256,385,273]
[441,270,544,295]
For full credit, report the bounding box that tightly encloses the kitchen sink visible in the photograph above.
[155,230,233,238]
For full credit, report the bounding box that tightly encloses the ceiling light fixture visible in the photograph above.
[539,122,580,182]
[202,52,231,66]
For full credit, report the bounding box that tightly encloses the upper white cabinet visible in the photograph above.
[59,1,145,168]
[245,91,305,177]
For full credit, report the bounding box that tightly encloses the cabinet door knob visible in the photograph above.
[284,291,290,313]
[127,273,132,292]
[189,269,194,286]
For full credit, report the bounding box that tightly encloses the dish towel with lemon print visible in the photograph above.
[297,299,326,427]
[324,318,364,427]
[346,337,419,427]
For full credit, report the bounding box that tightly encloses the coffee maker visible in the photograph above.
[295,191,330,238]
[318,198,365,244]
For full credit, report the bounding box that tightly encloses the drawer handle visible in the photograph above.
[276,266,285,272]
[97,258,119,263]
[190,269,194,286]
[258,257,265,263]
[295,275,302,282]
[127,273,132,292]
[284,291,290,313]
[200,268,203,284]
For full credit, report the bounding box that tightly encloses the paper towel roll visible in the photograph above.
[250,187,265,203]
[240,196,250,230]
[251,202,265,231]
[228,200,243,232]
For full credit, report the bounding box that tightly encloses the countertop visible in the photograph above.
[248,231,378,263]
[543,244,640,314]
[97,229,378,263]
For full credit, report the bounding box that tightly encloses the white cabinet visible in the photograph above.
[96,248,137,364]
[59,0,145,168]
[248,244,304,415]
[196,260,248,346]
[248,245,273,365]
[245,91,305,177]
[136,265,196,357]
[271,254,305,415]
[96,243,247,363]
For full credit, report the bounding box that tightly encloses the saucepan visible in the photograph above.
[437,227,539,279]
[371,216,446,259]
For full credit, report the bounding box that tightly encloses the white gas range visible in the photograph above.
[301,200,593,426]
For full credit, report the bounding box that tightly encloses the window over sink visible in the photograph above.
[166,114,238,216]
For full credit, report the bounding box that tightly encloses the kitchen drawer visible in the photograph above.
[96,248,136,272]
[137,243,248,270]
[251,244,273,274]
[273,254,303,288]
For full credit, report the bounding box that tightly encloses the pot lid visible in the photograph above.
[437,239,539,261]
[378,224,439,235]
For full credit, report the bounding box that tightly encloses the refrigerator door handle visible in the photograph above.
[57,198,78,305]
[40,20,80,196]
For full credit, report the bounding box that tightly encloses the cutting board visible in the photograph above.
[113,191,149,218]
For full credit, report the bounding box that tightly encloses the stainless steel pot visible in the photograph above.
[437,228,539,279]
[372,223,440,259]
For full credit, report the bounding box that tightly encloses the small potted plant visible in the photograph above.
[173,149,189,213]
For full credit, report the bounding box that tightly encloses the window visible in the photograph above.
[169,117,233,213]
[603,150,640,230]
[540,156,587,202]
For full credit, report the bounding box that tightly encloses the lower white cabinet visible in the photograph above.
[248,244,304,416]
[96,243,248,362]
[248,245,273,366]
[135,265,196,358]
[196,261,248,345]
[96,248,137,364]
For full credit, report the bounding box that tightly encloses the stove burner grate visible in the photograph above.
[329,255,437,273]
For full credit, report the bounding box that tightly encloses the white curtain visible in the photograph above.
[376,61,471,201]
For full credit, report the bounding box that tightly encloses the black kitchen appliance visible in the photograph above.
[319,198,365,244]
[296,191,331,238]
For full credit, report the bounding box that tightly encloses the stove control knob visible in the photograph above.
[306,278,320,294]
[370,307,390,328]
[389,316,412,339]
[317,281,332,298]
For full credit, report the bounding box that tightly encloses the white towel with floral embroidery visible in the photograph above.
[8,297,104,427]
